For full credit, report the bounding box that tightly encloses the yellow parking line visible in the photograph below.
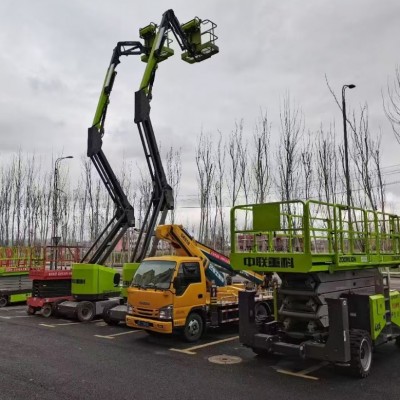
[170,335,239,355]
[95,330,141,340]
[298,361,329,375]
[274,361,328,381]
[275,369,319,380]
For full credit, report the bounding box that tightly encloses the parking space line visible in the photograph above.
[95,330,141,340]
[0,306,27,311]
[0,315,31,319]
[39,320,101,328]
[170,335,239,355]
[274,361,328,381]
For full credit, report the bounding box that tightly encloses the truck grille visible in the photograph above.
[132,306,158,318]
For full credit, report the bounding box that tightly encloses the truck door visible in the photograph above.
[173,262,206,327]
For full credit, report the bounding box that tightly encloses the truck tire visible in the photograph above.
[27,306,36,315]
[395,336,400,348]
[51,300,65,317]
[0,296,8,308]
[255,302,271,318]
[41,303,53,318]
[102,304,119,326]
[252,347,271,357]
[76,301,95,322]
[349,329,373,378]
[183,313,203,343]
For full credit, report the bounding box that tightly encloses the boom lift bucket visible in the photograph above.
[181,18,219,64]
[140,23,174,63]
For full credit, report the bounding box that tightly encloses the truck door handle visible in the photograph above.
[198,294,203,299]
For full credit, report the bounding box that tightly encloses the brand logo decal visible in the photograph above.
[243,257,294,268]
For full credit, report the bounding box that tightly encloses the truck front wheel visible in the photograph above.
[102,304,119,326]
[183,313,203,343]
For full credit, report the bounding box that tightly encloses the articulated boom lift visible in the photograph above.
[130,9,219,263]
[60,10,219,322]
[85,9,218,268]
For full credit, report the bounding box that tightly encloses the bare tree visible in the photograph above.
[11,151,24,245]
[252,110,272,203]
[211,132,226,251]
[372,144,385,213]
[276,93,303,201]
[300,131,314,200]
[383,65,400,143]
[350,105,386,211]
[136,166,152,230]
[316,124,339,204]
[0,163,13,244]
[166,146,182,224]
[195,132,214,243]
[227,120,244,206]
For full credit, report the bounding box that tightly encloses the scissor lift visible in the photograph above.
[27,246,81,317]
[231,200,400,377]
[0,247,35,307]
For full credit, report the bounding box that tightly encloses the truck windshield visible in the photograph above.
[131,260,176,290]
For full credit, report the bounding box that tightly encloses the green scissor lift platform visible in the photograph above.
[0,247,37,307]
[231,200,400,378]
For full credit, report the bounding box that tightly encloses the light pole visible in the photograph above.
[342,84,356,209]
[52,156,73,269]
[342,84,355,250]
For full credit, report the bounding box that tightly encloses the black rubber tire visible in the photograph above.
[41,303,53,318]
[27,306,36,315]
[51,300,65,318]
[183,313,203,343]
[395,336,400,348]
[102,304,119,326]
[0,296,8,308]
[255,302,271,318]
[349,329,373,378]
[252,347,271,357]
[76,301,95,322]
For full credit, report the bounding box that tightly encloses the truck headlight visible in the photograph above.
[127,303,133,314]
[159,305,173,320]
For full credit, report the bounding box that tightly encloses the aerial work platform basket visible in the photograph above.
[230,200,400,274]
[29,245,82,280]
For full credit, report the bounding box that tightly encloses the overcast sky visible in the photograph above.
[1,0,400,220]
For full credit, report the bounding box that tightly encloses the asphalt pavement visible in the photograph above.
[1,304,400,400]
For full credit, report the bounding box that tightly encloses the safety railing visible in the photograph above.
[230,200,400,273]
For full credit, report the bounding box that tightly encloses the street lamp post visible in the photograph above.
[52,156,73,269]
[342,84,356,251]
[342,84,356,209]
